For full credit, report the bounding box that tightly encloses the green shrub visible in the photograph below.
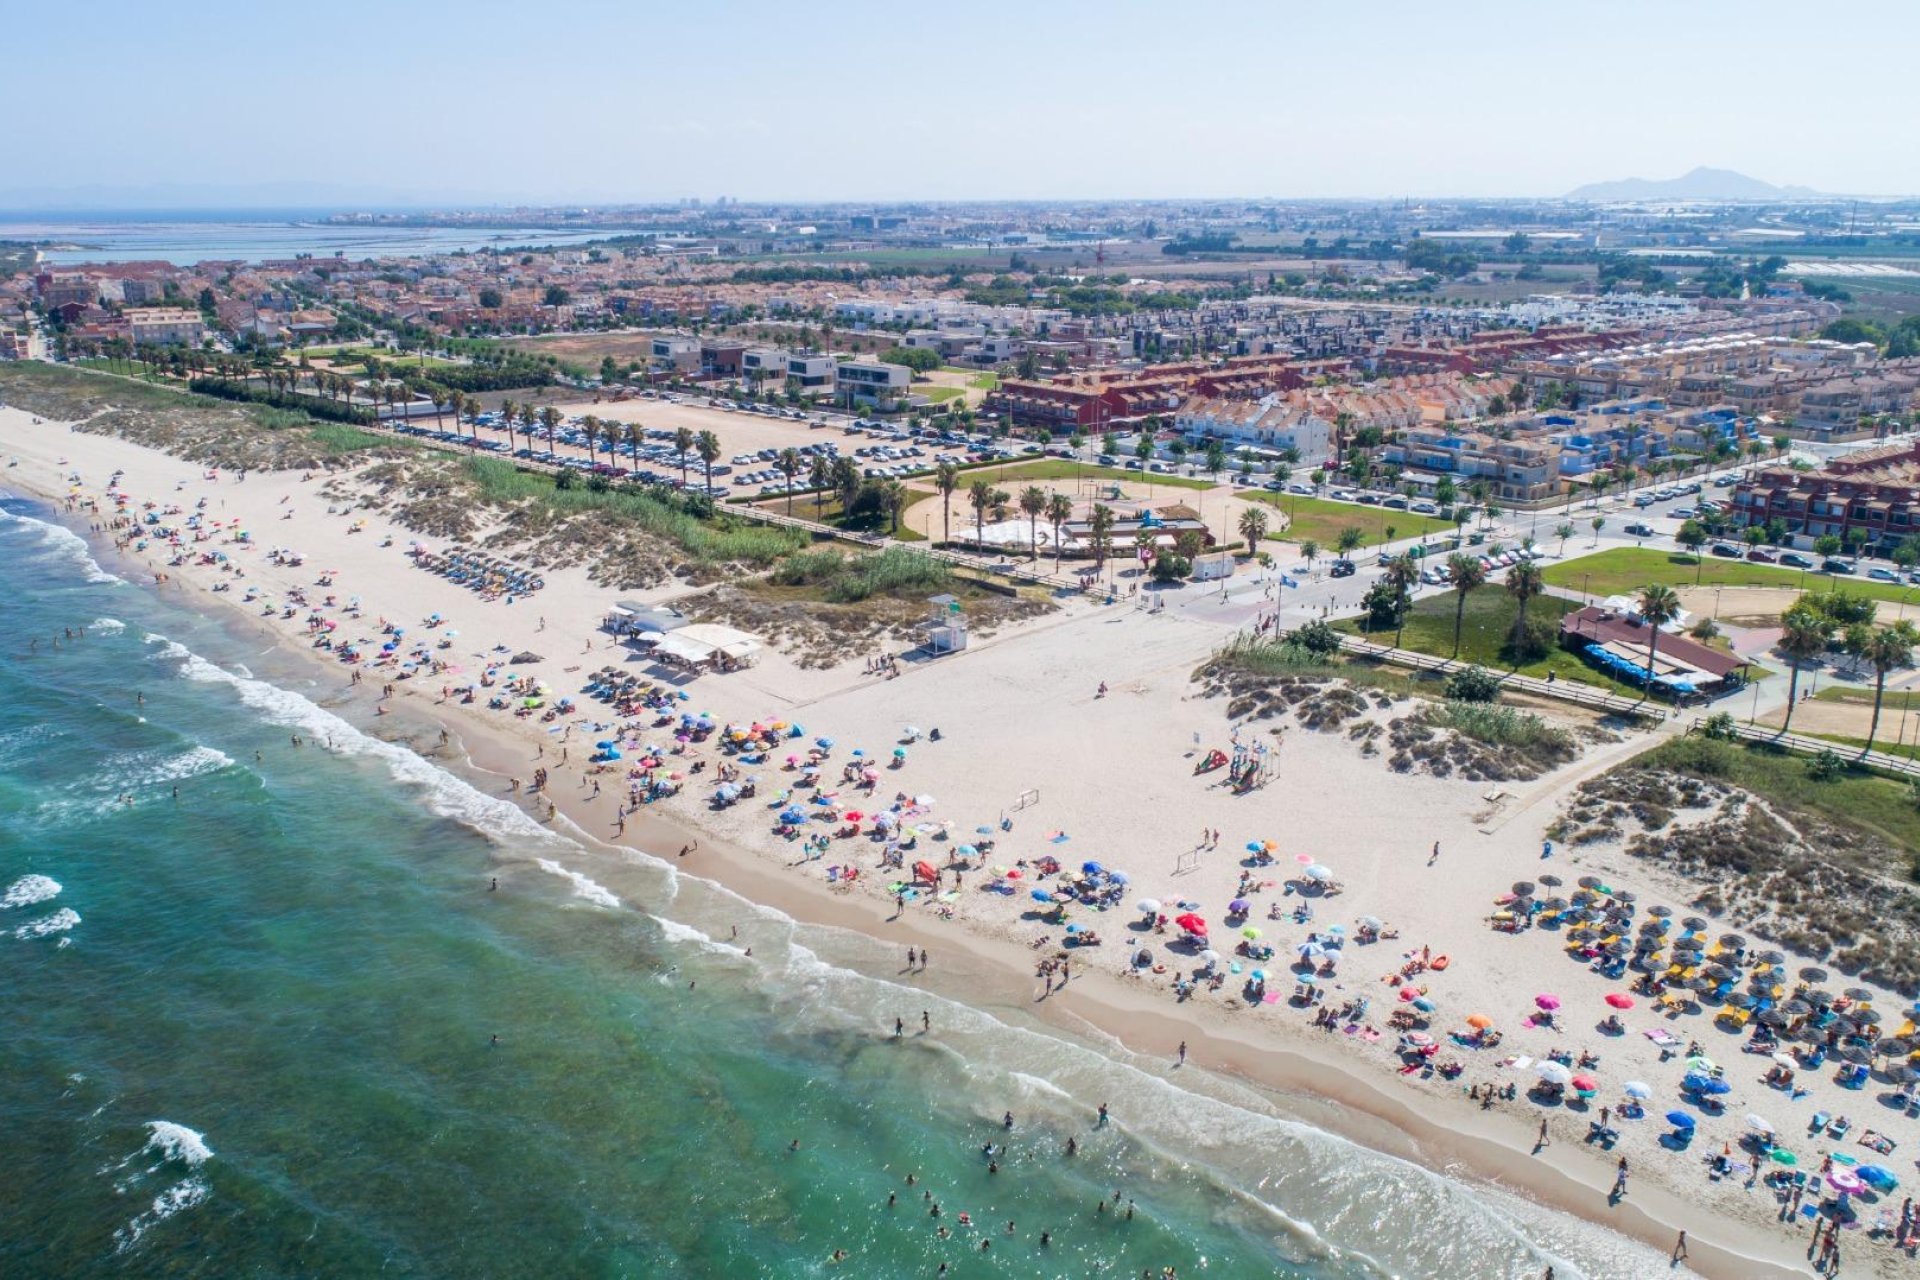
[1293,620,1342,656]
[769,547,951,603]
[1445,665,1502,703]
[1430,700,1574,752]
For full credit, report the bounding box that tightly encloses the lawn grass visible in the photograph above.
[1335,587,1640,694]
[1636,735,1920,852]
[918,385,967,404]
[959,458,1213,492]
[940,369,1000,391]
[1244,492,1454,547]
[1542,547,1920,610]
[1808,733,1920,762]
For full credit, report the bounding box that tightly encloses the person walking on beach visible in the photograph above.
[1429,841,1439,866]
[1535,1117,1550,1151]
[921,1010,930,1033]
[1671,1230,1687,1263]
[1612,1157,1628,1199]
[1177,1041,1187,1067]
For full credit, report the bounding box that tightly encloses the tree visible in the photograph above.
[1300,539,1320,570]
[1813,533,1843,561]
[539,405,561,456]
[1383,553,1420,647]
[808,453,830,519]
[778,448,801,515]
[674,426,696,488]
[1776,603,1834,734]
[967,480,996,547]
[1134,432,1154,465]
[1844,525,1871,564]
[478,287,503,309]
[1088,503,1117,570]
[1445,553,1488,657]
[1635,584,1682,701]
[1202,439,1227,478]
[935,461,960,546]
[1504,560,1545,660]
[1044,491,1074,568]
[543,284,571,307]
[1237,505,1270,553]
[1019,485,1048,560]
[1554,521,1575,557]
[1863,622,1920,755]
[1590,515,1606,546]
[1335,525,1364,560]
[1675,519,1709,581]
[694,430,721,495]
[1435,476,1458,510]
[579,413,601,463]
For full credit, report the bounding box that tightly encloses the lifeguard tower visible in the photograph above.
[922,593,969,655]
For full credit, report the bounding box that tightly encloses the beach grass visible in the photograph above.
[1245,493,1454,547]
[1336,587,1640,695]
[1636,734,1920,853]
[1541,547,1920,610]
[461,456,806,570]
[768,546,952,603]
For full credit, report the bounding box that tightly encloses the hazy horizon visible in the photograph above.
[14,0,1920,207]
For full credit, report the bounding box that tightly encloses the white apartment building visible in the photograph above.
[1174,393,1334,466]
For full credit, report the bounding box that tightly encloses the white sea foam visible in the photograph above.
[142,1120,213,1167]
[142,631,566,851]
[14,907,80,939]
[0,506,122,584]
[113,1178,209,1254]
[535,859,622,909]
[1,874,61,909]
[91,616,127,633]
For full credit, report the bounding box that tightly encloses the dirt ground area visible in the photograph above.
[1677,585,1803,625]
[1758,691,1920,741]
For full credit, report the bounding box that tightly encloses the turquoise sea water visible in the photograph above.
[0,491,1670,1279]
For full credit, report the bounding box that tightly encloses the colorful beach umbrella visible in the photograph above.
[1604,993,1635,1009]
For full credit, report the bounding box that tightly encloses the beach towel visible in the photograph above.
[1858,1130,1896,1154]
[1643,1028,1682,1047]
[1048,831,1070,844]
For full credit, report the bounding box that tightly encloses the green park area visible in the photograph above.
[1541,548,1920,610]
[1335,587,1636,693]
[1246,493,1454,548]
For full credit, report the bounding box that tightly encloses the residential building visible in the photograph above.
[786,353,837,389]
[1381,426,1559,503]
[124,307,205,346]
[835,359,913,407]
[1731,441,1920,551]
[1173,394,1334,466]
[650,335,700,373]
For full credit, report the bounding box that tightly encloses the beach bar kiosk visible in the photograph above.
[922,594,969,656]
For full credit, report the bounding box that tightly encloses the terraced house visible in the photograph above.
[1731,441,1920,550]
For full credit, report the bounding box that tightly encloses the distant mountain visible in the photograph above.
[1565,166,1821,202]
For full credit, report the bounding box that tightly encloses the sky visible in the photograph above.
[11,0,1919,207]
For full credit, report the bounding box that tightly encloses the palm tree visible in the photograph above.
[1554,521,1575,556]
[1504,560,1544,660]
[808,454,830,518]
[777,448,801,515]
[881,480,908,535]
[1046,492,1073,569]
[539,405,562,458]
[1019,485,1047,560]
[1335,525,1364,561]
[674,426,696,488]
[694,430,721,495]
[1776,605,1834,734]
[967,479,995,547]
[935,461,960,547]
[520,401,540,454]
[1445,552,1488,658]
[1590,515,1606,546]
[462,395,482,442]
[499,398,516,444]
[1863,621,1920,755]
[1237,505,1269,553]
[1383,553,1420,647]
[1635,584,1682,702]
[1088,503,1117,571]
[580,414,601,464]
[1300,539,1320,571]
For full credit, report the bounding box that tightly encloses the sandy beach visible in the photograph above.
[16,402,1912,1278]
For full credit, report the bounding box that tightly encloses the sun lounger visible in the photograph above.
[1858,1129,1896,1155]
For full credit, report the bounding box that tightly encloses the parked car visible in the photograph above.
[1623,522,1655,537]
[1710,542,1741,558]
[1867,567,1900,582]
[1822,558,1855,574]
[1780,552,1815,568]
[1745,548,1777,563]
[1328,559,1357,578]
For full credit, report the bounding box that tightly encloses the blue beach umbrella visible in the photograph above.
[1030,889,1052,903]
[1666,1111,1697,1129]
